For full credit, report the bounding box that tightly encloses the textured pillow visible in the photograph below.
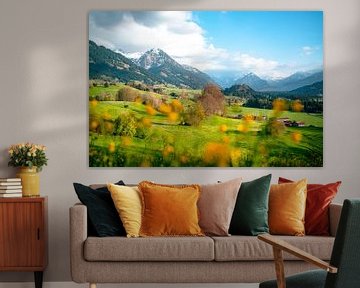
[229,174,272,236]
[198,178,242,236]
[138,181,203,237]
[279,177,341,236]
[269,179,307,236]
[107,183,142,238]
[73,181,126,237]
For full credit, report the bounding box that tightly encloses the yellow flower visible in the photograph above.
[163,145,174,157]
[170,99,183,112]
[146,105,157,116]
[222,136,230,144]
[180,155,188,164]
[104,122,113,133]
[292,100,304,112]
[90,120,99,131]
[122,136,132,146]
[237,123,249,133]
[108,141,116,153]
[159,103,172,114]
[203,142,231,167]
[90,99,98,107]
[219,124,228,133]
[272,98,287,112]
[142,117,152,128]
[291,132,302,143]
[230,148,242,165]
[167,112,178,122]
[102,112,112,121]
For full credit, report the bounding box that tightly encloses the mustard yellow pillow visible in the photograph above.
[138,181,204,237]
[269,179,307,236]
[107,183,142,238]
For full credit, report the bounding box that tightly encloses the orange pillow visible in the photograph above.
[138,181,204,237]
[269,179,307,236]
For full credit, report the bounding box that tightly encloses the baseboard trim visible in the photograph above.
[0,282,259,288]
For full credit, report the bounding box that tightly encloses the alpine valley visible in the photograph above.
[89,40,323,98]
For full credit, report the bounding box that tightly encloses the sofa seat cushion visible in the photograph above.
[212,236,334,261]
[84,236,214,261]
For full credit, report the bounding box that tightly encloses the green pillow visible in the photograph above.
[229,174,272,236]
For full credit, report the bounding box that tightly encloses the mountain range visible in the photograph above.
[89,41,214,89]
[89,40,323,95]
[231,71,323,92]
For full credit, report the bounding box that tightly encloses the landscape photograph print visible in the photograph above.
[89,11,323,167]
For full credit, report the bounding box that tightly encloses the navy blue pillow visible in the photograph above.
[73,181,126,237]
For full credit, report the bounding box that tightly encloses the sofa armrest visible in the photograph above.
[69,203,88,283]
[329,203,342,237]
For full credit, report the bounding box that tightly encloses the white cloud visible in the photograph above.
[89,11,320,80]
[89,11,226,70]
[302,46,318,55]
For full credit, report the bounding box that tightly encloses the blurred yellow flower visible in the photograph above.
[167,112,178,122]
[159,103,172,114]
[163,145,174,157]
[122,136,132,146]
[237,123,249,133]
[102,112,112,120]
[140,160,151,167]
[230,148,242,165]
[203,142,230,167]
[142,117,152,127]
[291,132,302,143]
[292,100,304,112]
[146,105,157,116]
[105,121,113,133]
[90,120,99,131]
[90,99,98,107]
[180,155,188,164]
[219,124,228,133]
[108,141,116,153]
[222,136,230,144]
[171,99,183,112]
[272,98,287,113]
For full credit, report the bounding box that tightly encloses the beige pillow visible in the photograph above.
[198,178,242,236]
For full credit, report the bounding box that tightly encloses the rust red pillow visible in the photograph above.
[278,177,341,236]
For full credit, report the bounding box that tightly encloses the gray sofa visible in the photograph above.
[70,202,342,288]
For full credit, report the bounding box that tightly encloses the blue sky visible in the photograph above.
[193,11,323,64]
[89,11,323,79]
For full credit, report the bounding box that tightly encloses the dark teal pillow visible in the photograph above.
[73,181,126,237]
[229,174,272,236]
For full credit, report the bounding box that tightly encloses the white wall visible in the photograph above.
[0,0,359,283]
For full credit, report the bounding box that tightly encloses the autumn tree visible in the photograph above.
[116,86,140,102]
[198,83,225,116]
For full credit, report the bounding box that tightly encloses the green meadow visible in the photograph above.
[89,84,323,167]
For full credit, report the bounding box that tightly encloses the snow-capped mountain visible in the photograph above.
[89,41,215,89]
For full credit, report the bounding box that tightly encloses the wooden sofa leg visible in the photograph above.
[89,283,96,288]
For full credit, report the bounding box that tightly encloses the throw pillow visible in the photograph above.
[269,179,307,236]
[279,177,341,235]
[198,178,242,236]
[107,183,142,238]
[73,181,126,237]
[229,174,272,236]
[138,181,203,237]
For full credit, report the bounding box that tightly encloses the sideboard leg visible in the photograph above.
[90,283,97,288]
[34,271,43,288]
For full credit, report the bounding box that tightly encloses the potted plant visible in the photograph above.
[8,143,48,197]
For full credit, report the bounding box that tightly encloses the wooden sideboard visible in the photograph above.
[0,197,48,288]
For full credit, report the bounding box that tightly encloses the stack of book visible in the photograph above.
[0,178,22,197]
